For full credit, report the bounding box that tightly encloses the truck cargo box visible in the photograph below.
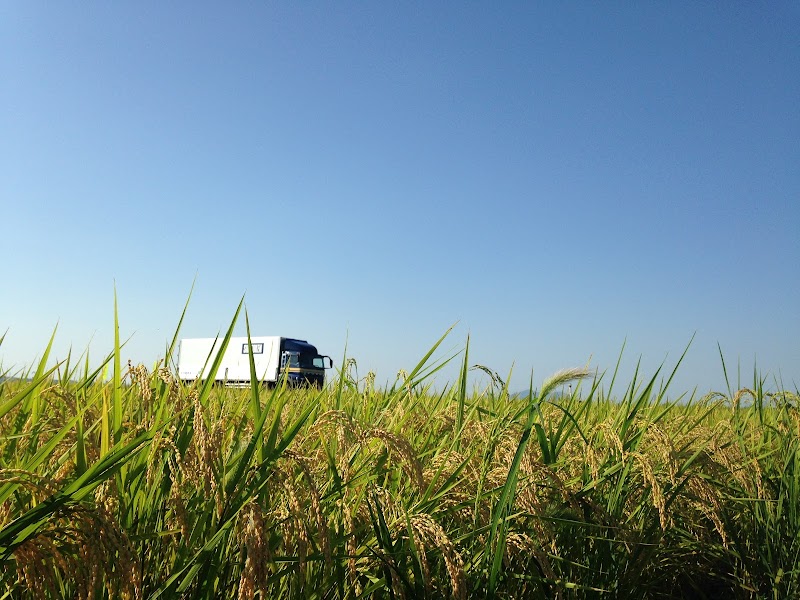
[178,336,330,387]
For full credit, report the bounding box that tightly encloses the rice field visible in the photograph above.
[1,305,799,599]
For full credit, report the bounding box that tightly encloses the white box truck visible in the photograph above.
[178,336,332,387]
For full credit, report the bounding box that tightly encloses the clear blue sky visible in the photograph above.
[2,3,798,395]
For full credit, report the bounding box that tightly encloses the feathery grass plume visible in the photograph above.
[539,367,592,401]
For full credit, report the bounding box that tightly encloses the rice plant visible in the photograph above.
[1,303,798,598]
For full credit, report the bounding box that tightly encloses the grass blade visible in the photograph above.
[198,296,244,405]
[113,285,122,445]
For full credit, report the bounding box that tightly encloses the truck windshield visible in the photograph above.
[282,351,324,370]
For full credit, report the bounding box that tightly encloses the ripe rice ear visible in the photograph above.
[362,428,424,491]
[237,501,271,600]
[285,450,331,567]
[630,451,669,530]
[409,513,466,600]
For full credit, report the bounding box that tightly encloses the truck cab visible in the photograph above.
[279,338,332,387]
